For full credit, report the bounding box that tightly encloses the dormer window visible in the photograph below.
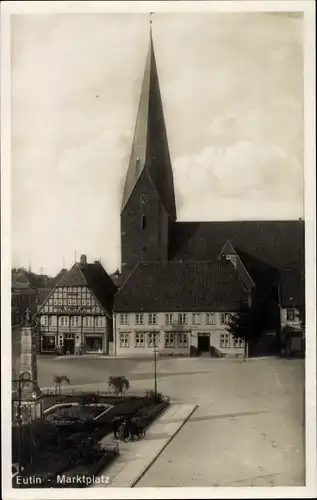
[141,215,146,230]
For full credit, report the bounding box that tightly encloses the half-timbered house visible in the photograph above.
[36,255,117,355]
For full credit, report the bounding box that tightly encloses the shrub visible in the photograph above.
[144,390,165,404]
[53,375,71,395]
[108,376,130,396]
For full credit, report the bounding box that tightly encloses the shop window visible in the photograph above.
[42,336,56,352]
[85,336,102,353]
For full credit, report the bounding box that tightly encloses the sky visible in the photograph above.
[11,12,304,276]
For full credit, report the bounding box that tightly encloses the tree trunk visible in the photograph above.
[244,338,249,360]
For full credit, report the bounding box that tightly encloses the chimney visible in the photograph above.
[80,254,87,265]
[94,260,100,265]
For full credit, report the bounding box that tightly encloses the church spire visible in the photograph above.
[121,20,176,220]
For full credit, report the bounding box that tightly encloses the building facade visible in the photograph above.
[36,255,117,355]
[115,310,245,357]
[114,261,251,357]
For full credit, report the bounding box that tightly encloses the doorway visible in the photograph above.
[64,334,75,355]
[198,333,210,353]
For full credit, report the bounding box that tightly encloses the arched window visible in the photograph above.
[141,215,146,230]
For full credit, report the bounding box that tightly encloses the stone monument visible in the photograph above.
[12,309,43,422]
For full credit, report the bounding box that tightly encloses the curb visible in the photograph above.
[131,404,198,487]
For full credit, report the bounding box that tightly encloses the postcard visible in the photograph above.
[1,1,316,499]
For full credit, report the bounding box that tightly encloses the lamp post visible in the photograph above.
[151,330,158,395]
[11,372,39,474]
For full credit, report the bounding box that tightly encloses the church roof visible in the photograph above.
[279,268,305,307]
[55,262,117,315]
[121,31,176,219]
[170,220,304,269]
[114,260,249,313]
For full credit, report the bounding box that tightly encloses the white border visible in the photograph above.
[1,1,316,499]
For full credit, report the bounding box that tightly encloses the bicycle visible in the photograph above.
[118,420,146,442]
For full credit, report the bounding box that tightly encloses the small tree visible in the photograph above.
[53,375,70,395]
[227,301,267,359]
[108,376,130,396]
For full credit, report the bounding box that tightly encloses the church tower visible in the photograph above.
[120,26,176,279]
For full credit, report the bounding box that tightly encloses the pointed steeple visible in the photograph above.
[121,24,176,219]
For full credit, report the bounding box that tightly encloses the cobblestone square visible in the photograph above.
[27,354,305,487]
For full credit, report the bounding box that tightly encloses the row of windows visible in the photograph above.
[119,332,244,349]
[119,312,231,326]
[41,315,106,327]
[119,332,188,348]
[48,297,96,306]
[55,287,88,293]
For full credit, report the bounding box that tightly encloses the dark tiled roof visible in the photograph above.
[56,264,86,287]
[49,269,68,287]
[170,220,304,269]
[56,262,117,314]
[279,268,305,307]
[114,261,249,313]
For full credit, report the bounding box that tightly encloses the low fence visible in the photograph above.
[40,389,170,413]
[42,388,170,400]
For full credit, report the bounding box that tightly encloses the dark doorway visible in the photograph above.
[64,336,75,355]
[198,333,210,353]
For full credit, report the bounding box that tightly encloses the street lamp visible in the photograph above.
[11,372,39,474]
[151,330,159,395]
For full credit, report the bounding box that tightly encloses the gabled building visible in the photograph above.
[114,28,305,357]
[36,255,117,355]
[114,260,250,356]
[11,270,47,327]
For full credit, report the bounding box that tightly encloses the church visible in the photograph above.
[113,29,305,357]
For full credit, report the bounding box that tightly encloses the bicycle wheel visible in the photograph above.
[122,433,131,443]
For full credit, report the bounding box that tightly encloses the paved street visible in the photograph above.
[12,350,305,487]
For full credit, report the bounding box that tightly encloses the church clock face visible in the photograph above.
[140,193,148,205]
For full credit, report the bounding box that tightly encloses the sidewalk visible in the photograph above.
[92,403,197,488]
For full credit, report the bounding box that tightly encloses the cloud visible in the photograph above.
[174,141,303,220]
